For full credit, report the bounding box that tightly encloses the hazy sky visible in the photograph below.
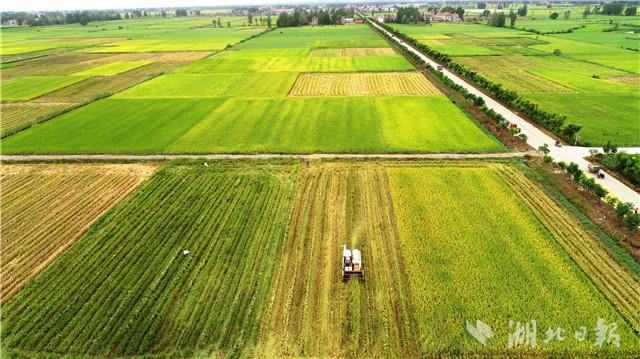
[1,0,346,12]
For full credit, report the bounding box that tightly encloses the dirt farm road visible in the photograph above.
[0,151,534,162]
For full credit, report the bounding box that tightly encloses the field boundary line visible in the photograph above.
[0,151,536,162]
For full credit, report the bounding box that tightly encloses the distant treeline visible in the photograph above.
[1,8,211,26]
[276,8,354,27]
[1,11,125,26]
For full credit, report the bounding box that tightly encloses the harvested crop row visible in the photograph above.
[1,164,297,357]
[256,164,420,358]
[289,72,441,97]
[308,47,396,57]
[0,102,77,135]
[496,165,640,331]
[0,164,156,304]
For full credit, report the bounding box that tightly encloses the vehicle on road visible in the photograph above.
[588,164,605,179]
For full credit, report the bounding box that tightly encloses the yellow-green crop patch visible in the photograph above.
[2,76,87,101]
[174,55,415,73]
[72,61,152,76]
[2,20,503,154]
[289,72,442,96]
[166,96,502,153]
[112,72,299,98]
[2,161,638,357]
[0,103,77,136]
[90,27,266,53]
[388,163,640,354]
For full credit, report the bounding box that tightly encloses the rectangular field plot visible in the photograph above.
[1,102,77,136]
[72,61,152,76]
[1,164,297,357]
[387,163,640,354]
[308,47,397,57]
[236,25,387,49]
[2,161,638,357]
[1,99,225,153]
[174,55,414,73]
[167,96,503,153]
[2,76,86,101]
[113,73,299,98]
[255,165,421,357]
[289,72,442,97]
[0,163,156,303]
[90,27,266,52]
[2,96,502,154]
[525,93,640,146]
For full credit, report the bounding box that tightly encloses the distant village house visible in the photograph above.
[429,12,460,22]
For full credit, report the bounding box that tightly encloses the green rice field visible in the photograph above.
[2,24,503,154]
[390,22,640,145]
[2,76,87,101]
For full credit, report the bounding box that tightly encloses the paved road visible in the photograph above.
[0,151,533,162]
[367,19,639,208]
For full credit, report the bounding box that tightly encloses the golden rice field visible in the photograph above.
[308,47,397,57]
[256,164,420,357]
[289,72,441,97]
[1,161,639,357]
[496,165,640,331]
[0,164,156,304]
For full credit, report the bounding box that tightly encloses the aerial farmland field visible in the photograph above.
[2,24,503,154]
[390,22,640,145]
[2,161,638,357]
[1,6,640,358]
[0,163,156,303]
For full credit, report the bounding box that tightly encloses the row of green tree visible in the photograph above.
[2,10,122,26]
[487,11,518,28]
[553,159,639,230]
[374,20,581,143]
[540,147,640,230]
[1,8,213,26]
[276,8,354,27]
[600,150,640,187]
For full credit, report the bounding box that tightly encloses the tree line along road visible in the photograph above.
[363,15,639,208]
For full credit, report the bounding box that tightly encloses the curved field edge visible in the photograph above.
[0,163,157,304]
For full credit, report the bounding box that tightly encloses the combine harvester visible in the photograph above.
[342,245,365,281]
